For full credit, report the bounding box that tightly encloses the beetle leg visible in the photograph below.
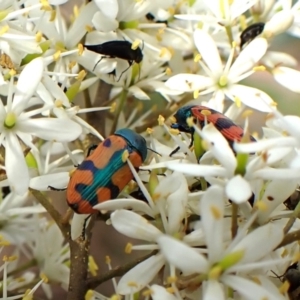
[93,55,107,71]
[81,214,92,240]
[169,146,180,157]
[116,62,134,82]
[48,185,66,191]
[87,144,98,157]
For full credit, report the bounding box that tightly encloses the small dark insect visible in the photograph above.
[84,40,143,81]
[240,22,265,49]
[170,105,256,157]
[272,263,300,297]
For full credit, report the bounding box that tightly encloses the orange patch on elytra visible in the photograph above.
[96,187,113,202]
[110,152,143,191]
[69,169,94,186]
[89,136,128,169]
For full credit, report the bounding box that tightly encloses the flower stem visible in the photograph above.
[110,89,128,134]
[231,203,238,239]
[225,25,234,45]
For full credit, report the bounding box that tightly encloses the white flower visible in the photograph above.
[166,29,274,112]
[157,186,288,300]
[29,221,70,298]
[0,57,82,195]
[93,172,190,294]
[0,190,45,246]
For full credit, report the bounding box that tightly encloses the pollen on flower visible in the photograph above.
[76,70,86,81]
[201,109,212,117]
[194,53,201,62]
[253,65,266,71]
[35,31,42,42]
[142,289,153,297]
[239,14,247,29]
[156,28,165,41]
[234,96,242,108]
[193,90,199,99]
[167,276,177,284]
[40,273,48,283]
[251,276,262,285]
[110,102,116,113]
[53,50,61,61]
[110,294,121,300]
[147,128,153,135]
[165,67,172,75]
[73,5,79,18]
[255,201,268,211]
[85,25,93,32]
[169,128,179,135]
[210,205,222,220]
[105,255,111,265]
[242,110,253,118]
[125,243,132,254]
[159,48,168,58]
[127,281,138,288]
[122,150,129,162]
[0,25,9,35]
[279,280,290,294]
[131,40,141,50]
[78,43,84,55]
[40,0,52,11]
[88,255,98,276]
[9,69,16,76]
[55,99,63,107]
[49,10,56,22]
[85,290,94,300]
[166,287,175,293]
[22,289,33,300]
[231,41,237,48]
[158,115,165,125]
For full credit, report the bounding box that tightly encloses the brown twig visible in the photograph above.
[29,189,70,238]
[276,228,300,249]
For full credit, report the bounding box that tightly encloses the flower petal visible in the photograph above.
[200,186,225,262]
[157,235,209,274]
[18,118,82,142]
[117,254,165,295]
[13,57,44,115]
[226,175,252,204]
[6,133,29,195]
[230,223,283,265]
[111,209,162,242]
[226,84,275,112]
[93,199,154,217]
[194,30,223,74]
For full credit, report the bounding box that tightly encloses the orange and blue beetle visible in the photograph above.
[64,128,147,214]
[170,105,256,156]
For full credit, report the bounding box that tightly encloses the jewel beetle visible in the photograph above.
[52,129,147,214]
[169,105,256,156]
[84,40,143,80]
[240,22,265,49]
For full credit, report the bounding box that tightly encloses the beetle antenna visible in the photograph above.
[93,56,104,71]
[147,147,161,156]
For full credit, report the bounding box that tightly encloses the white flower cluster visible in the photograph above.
[0,0,300,299]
